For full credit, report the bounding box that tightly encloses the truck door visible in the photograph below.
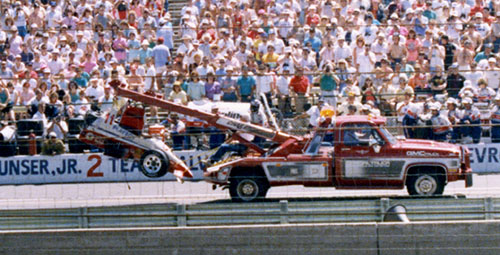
[334,123,405,188]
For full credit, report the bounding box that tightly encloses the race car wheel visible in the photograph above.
[140,150,169,178]
[407,171,445,196]
[229,173,269,202]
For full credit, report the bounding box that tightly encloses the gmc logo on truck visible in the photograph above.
[406,151,440,157]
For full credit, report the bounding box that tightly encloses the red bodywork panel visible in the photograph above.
[120,107,145,132]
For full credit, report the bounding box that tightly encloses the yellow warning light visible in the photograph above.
[321,107,335,118]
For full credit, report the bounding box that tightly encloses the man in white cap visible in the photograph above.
[98,84,114,113]
[429,103,452,141]
[47,49,64,75]
[458,97,481,143]
[220,66,238,102]
[85,78,104,102]
[177,35,193,56]
[334,35,352,62]
[402,97,421,139]
[41,131,65,156]
[276,66,292,116]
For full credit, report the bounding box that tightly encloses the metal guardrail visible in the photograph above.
[0,197,498,230]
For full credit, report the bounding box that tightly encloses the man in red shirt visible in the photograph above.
[289,67,310,114]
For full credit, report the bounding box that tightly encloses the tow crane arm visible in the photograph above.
[109,82,305,156]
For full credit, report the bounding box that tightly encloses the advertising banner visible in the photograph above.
[0,150,213,185]
[466,143,500,173]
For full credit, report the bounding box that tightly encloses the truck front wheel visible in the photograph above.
[407,171,445,196]
[229,174,269,202]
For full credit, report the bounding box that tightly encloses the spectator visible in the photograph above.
[430,104,452,141]
[294,98,328,128]
[47,115,68,140]
[98,85,114,112]
[163,113,187,150]
[319,64,339,106]
[152,37,171,86]
[429,65,447,96]
[204,72,222,101]
[74,89,91,116]
[458,97,481,143]
[443,98,461,143]
[289,67,310,113]
[477,79,496,103]
[20,81,35,106]
[186,71,205,101]
[46,92,63,120]
[255,64,275,106]
[338,92,363,116]
[0,81,14,122]
[220,66,237,102]
[31,102,48,128]
[446,64,467,98]
[41,131,65,156]
[169,81,188,105]
[236,66,256,102]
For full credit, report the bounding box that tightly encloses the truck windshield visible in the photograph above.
[379,126,396,144]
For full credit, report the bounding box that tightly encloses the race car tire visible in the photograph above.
[406,170,445,196]
[140,150,169,178]
[229,171,269,202]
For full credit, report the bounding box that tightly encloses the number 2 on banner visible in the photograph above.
[87,155,103,177]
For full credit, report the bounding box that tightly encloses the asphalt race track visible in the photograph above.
[0,173,497,209]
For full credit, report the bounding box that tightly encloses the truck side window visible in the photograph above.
[343,124,374,146]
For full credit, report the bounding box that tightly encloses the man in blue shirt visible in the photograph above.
[474,44,494,63]
[152,37,171,88]
[304,28,322,54]
[236,66,255,102]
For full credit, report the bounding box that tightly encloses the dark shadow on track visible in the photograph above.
[198,194,467,204]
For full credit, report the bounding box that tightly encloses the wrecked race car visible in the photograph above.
[79,101,192,180]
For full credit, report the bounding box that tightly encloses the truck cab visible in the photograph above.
[205,116,473,202]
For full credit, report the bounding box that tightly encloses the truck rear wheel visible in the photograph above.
[407,171,445,196]
[229,173,269,202]
[140,150,169,178]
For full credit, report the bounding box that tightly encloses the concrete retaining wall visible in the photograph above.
[0,221,499,255]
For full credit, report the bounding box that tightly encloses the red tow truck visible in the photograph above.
[105,83,473,202]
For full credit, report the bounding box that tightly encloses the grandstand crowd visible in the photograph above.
[1,0,500,152]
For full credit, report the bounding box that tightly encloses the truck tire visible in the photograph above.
[140,150,169,178]
[406,170,445,196]
[229,173,269,202]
